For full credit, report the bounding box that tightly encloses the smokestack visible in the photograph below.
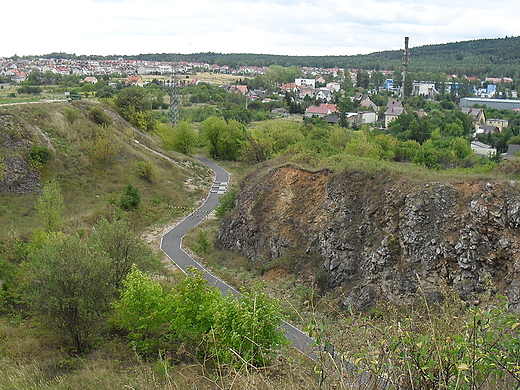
[402,37,410,98]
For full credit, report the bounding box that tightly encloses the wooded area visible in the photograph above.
[34,36,520,77]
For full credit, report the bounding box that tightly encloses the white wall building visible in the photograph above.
[295,78,316,88]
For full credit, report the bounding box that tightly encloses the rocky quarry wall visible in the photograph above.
[0,113,42,193]
[217,164,520,311]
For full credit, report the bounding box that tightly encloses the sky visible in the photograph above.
[2,0,519,58]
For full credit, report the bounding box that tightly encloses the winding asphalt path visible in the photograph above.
[160,155,318,359]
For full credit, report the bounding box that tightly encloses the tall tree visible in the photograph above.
[200,116,245,160]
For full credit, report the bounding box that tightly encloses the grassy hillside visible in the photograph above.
[0,100,210,241]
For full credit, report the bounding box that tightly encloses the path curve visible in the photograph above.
[160,155,318,359]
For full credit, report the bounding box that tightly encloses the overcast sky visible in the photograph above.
[2,0,519,58]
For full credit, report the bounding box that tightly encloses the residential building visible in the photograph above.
[412,82,438,98]
[486,118,509,131]
[355,111,377,126]
[475,124,500,134]
[125,75,145,87]
[471,141,497,157]
[460,107,486,124]
[326,82,341,92]
[295,78,316,88]
[383,106,404,128]
[305,103,337,118]
[83,76,98,84]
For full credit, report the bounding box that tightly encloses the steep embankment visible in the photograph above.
[0,101,210,240]
[217,163,520,311]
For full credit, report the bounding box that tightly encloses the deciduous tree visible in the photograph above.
[35,180,65,232]
[26,234,115,352]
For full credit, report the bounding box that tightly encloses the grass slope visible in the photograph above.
[0,100,211,241]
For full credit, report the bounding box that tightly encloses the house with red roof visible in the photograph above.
[229,85,248,95]
[281,83,298,93]
[125,75,145,87]
[305,103,337,118]
[83,76,98,84]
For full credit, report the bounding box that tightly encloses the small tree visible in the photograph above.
[89,218,158,289]
[26,234,115,352]
[113,86,154,131]
[120,185,141,211]
[111,265,169,353]
[200,116,245,160]
[89,125,121,165]
[171,120,197,155]
[136,160,156,183]
[35,180,65,232]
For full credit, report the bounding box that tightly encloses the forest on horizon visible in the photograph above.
[24,35,520,78]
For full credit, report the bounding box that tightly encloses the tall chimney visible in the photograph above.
[402,37,410,98]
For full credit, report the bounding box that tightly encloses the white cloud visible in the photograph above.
[1,0,519,57]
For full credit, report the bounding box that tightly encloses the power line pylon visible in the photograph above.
[169,61,180,126]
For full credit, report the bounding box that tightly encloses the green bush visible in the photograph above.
[112,267,288,366]
[86,106,113,126]
[215,187,238,217]
[63,107,80,123]
[120,185,141,211]
[136,161,156,183]
[29,146,52,164]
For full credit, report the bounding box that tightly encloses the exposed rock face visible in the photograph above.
[0,113,41,193]
[217,164,520,311]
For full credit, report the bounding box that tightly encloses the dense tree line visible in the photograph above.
[27,36,520,78]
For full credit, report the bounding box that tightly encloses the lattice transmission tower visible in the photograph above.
[169,61,180,126]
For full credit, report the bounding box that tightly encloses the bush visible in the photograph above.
[86,106,113,126]
[120,185,141,211]
[112,267,288,366]
[17,85,42,95]
[215,187,237,217]
[136,161,156,183]
[63,107,80,123]
[29,146,52,164]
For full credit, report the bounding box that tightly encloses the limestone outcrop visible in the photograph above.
[217,164,520,310]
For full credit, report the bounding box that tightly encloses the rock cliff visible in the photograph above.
[0,112,45,193]
[217,163,520,311]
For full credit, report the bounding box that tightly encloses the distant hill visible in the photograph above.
[35,36,520,78]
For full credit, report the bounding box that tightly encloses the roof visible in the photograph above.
[460,107,484,120]
[306,106,331,115]
[387,99,404,108]
[319,103,337,113]
[385,107,404,116]
[324,114,340,124]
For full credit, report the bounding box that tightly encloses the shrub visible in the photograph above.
[120,185,141,211]
[136,161,156,183]
[112,268,288,366]
[29,146,52,164]
[86,106,113,126]
[63,107,80,123]
[215,187,237,217]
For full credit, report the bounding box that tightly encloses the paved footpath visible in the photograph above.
[160,155,317,359]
